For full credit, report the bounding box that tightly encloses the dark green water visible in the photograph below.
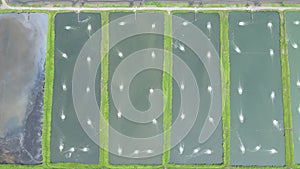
[170,12,223,164]
[108,12,164,165]
[50,12,101,164]
[229,12,285,166]
[286,12,300,164]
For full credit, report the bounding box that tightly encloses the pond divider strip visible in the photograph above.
[281,11,295,168]
[43,11,56,167]
[220,11,230,168]
[100,11,110,168]
[162,12,172,167]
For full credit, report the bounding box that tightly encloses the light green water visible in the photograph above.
[285,12,300,164]
[50,12,101,164]
[229,12,285,166]
[108,12,164,165]
[170,12,223,164]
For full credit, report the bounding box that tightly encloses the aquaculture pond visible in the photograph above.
[170,12,223,164]
[229,12,285,166]
[0,13,47,164]
[286,12,300,164]
[108,12,164,165]
[50,12,101,164]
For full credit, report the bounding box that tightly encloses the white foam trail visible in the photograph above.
[270,91,275,103]
[87,118,94,129]
[188,147,201,157]
[86,86,90,93]
[119,84,124,91]
[239,108,244,124]
[62,82,67,91]
[237,132,245,154]
[208,116,214,125]
[265,148,278,154]
[64,25,75,30]
[117,110,122,118]
[151,23,156,29]
[248,145,261,152]
[80,147,89,152]
[207,51,211,59]
[179,143,184,155]
[59,139,64,152]
[293,20,300,25]
[292,42,298,49]
[238,80,243,95]
[117,145,122,155]
[234,45,241,54]
[118,51,123,58]
[267,21,273,34]
[131,150,140,156]
[180,83,185,90]
[87,24,92,36]
[207,21,211,30]
[144,149,154,154]
[269,49,274,58]
[182,21,189,26]
[151,51,156,58]
[272,119,282,131]
[238,21,249,26]
[119,21,126,26]
[58,50,68,59]
[202,149,213,155]
[179,44,185,52]
[180,113,185,120]
[60,110,66,121]
[207,85,213,94]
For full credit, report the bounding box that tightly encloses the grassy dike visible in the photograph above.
[100,11,110,169]
[220,11,231,169]
[280,11,294,169]
[43,11,56,167]
[162,12,172,168]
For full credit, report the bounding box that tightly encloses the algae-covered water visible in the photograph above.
[108,12,164,165]
[170,12,223,165]
[50,12,101,164]
[229,12,285,166]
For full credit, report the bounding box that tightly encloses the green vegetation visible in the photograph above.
[100,11,110,168]
[220,11,230,168]
[279,11,293,168]
[43,11,56,166]
[162,12,172,167]
[281,11,296,169]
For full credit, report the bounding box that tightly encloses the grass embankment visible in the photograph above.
[100,11,110,168]
[280,11,294,169]
[43,11,56,167]
[161,12,172,168]
[220,11,231,169]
